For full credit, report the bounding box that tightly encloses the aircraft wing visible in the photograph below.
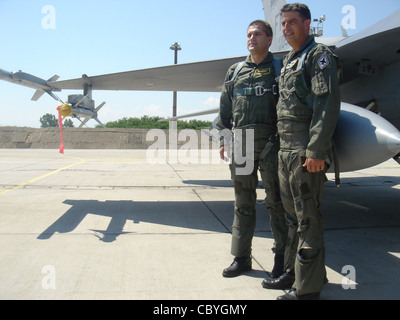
[158,108,220,122]
[50,56,246,93]
[334,9,400,84]
[49,11,400,94]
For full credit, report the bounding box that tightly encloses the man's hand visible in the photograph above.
[303,158,325,173]
[219,146,229,161]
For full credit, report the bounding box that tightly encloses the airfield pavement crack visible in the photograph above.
[166,161,232,234]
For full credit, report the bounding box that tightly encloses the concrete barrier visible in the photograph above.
[0,127,215,149]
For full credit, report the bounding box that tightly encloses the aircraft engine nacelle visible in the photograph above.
[330,102,400,173]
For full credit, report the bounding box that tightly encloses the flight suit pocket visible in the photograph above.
[231,167,258,191]
[294,192,315,222]
[311,72,329,96]
[293,69,310,99]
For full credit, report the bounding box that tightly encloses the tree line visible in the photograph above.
[40,113,74,128]
[40,114,212,130]
[101,116,212,130]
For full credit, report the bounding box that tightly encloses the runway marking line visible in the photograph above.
[336,200,370,212]
[0,157,86,195]
[0,153,149,195]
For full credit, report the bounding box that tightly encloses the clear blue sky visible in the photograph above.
[1,0,399,127]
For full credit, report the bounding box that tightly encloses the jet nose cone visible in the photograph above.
[385,129,400,156]
[333,103,400,172]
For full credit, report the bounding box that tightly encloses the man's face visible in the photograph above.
[247,24,271,55]
[281,11,311,50]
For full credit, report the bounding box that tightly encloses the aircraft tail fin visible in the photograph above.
[31,74,60,101]
[47,74,59,82]
[31,89,45,101]
[262,0,290,52]
[95,101,106,113]
[31,90,60,102]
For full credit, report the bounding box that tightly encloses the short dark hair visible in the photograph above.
[280,3,311,21]
[248,20,273,38]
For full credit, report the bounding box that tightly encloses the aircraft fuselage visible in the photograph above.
[0,68,52,91]
[340,60,400,130]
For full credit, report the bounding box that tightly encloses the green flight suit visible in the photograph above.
[277,35,340,295]
[217,53,288,259]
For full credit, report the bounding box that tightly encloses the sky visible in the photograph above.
[1,0,400,128]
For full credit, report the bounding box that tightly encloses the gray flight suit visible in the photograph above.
[276,35,340,295]
[217,53,288,259]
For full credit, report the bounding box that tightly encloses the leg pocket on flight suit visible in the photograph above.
[260,152,282,207]
[232,170,258,214]
[233,171,258,191]
[294,183,318,233]
[294,181,324,251]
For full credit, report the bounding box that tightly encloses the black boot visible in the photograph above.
[261,269,295,289]
[266,253,284,279]
[277,288,320,300]
[222,256,252,277]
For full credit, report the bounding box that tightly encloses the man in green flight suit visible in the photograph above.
[264,3,340,300]
[217,20,288,280]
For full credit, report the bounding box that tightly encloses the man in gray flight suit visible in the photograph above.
[265,3,340,300]
[217,20,288,279]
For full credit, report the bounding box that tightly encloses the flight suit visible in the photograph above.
[277,35,340,295]
[217,53,288,260]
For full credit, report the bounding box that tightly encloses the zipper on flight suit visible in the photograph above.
[245,66,257,125]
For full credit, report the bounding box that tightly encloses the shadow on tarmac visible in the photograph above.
[37,174,400,299]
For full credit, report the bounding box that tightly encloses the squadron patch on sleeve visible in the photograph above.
[317,52,330,70]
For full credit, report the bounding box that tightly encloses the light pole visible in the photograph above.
[170,42,181,117]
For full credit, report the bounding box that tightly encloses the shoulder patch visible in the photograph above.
[317,52,330,70]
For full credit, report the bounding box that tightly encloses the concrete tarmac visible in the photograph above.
[0,149,399,300]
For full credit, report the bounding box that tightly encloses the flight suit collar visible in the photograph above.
[246,51,274,66]
[287,35,316,61]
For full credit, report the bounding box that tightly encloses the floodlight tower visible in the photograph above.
[170,42,181,117]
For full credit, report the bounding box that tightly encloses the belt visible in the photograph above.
[233,85,277,97]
